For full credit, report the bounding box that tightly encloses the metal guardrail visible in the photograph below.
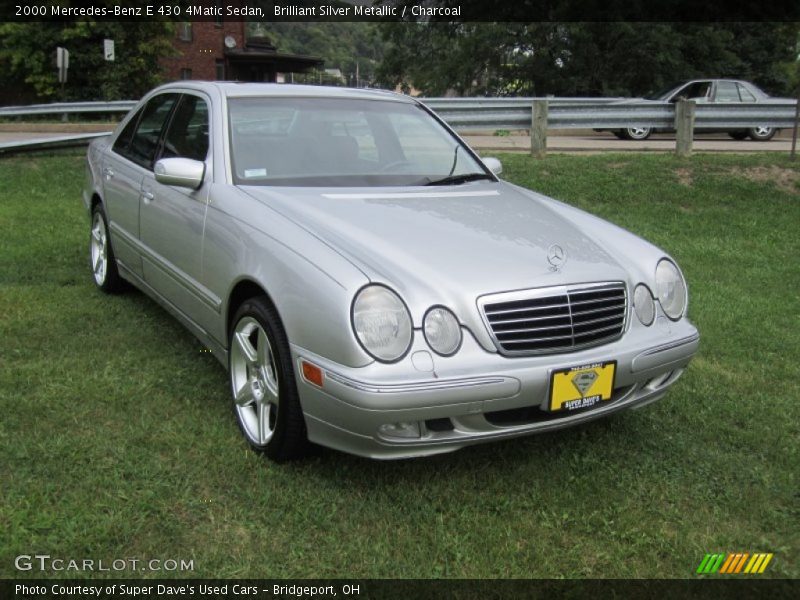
[421,99,799,131]
[0,98,797,156]
[0,101,136,117]
[0,132,110,154]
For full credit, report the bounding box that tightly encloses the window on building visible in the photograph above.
[178,22,192,42]
[215,60,225,81]
[180,68,192,80]
[215,0,223,26]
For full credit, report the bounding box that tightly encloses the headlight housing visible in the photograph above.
[352,285,412,362]
[633,284,655,326]
[655,259,687,320]
[423,306,462,356]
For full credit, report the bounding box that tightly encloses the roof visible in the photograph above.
[148,81,416,104]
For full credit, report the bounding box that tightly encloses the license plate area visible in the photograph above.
[549,361,617,412]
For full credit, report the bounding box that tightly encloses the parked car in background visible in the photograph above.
[84,82,699,460]
[601,79,786,141]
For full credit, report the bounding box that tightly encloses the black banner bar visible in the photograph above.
[4,0,800,22]
[2,579,799,600]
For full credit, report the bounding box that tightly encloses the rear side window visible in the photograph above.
[715,81,740,102]
[159,95,210,162]
[738,84,757,102]
[118,94,179,168]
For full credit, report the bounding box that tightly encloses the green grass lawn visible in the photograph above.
[1,151,797,579]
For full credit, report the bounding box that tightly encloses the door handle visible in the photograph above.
[103,167,114,180]
[141,190,155,203]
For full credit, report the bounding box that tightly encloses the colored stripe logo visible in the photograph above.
[696,553,773,574]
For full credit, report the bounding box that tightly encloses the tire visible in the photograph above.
[747,126,776,141]
[89,204,125,293]
[228,297,310,461]
[623,127,652,140]
[612,130,626,140]
[728,131,748,141]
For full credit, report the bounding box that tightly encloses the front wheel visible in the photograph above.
[748,126,776,141]
[89,204,125,293]
[229,297,310,461]
[623,127,652,140]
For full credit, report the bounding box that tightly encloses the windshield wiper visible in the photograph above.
[425,172,495,186]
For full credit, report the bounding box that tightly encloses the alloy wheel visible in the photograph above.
[230,316,280,446]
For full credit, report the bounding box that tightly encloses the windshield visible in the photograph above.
[646,82,684,101]
[228,97,489,187]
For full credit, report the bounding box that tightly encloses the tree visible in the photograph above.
[377,21,800,98]
[0,20,174,103]
[249,23,386,86]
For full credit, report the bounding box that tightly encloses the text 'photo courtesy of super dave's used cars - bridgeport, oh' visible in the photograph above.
[83,82,699,461]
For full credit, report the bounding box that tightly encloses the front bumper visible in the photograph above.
[292,316,699,459]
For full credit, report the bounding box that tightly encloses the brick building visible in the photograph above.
[160,21,323,83]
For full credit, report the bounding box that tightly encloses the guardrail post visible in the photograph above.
[790,93,799,161]
[675,99,695,157]
[531,99,548,158]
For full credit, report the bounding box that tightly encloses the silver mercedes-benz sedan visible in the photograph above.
[83,82,699,460]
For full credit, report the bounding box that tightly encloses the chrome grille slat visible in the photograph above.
[494,323,573,335]
[571,302,626,317]
[484,302,570,315]
[569,295,625,307]
[480,282,627,355]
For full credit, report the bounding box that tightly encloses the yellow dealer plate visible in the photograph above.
[549,361,616,412]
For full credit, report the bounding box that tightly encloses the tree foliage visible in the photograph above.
[0,20,174,103]
[250,23,386,86]
[377,22,800,97]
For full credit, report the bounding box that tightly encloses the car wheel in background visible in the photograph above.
[613,130,626,139]
[89,204,125,293]
[623,127,652,140]
[747,126,776,141]
[229,297,310,461]
[728,131,749,140]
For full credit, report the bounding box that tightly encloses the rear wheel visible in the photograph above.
[612,130,626,140]
[728,131,748,141]
[623,127,652,140]
[229,297,310,461]
[89,204,124,293]
[748,126,775,141]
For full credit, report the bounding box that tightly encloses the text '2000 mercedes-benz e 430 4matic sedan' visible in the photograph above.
[84,82,699,460]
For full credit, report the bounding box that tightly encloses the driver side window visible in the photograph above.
[159,95,209,162]
[114,93,179,169]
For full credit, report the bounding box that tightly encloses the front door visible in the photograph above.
[138,93,215,327]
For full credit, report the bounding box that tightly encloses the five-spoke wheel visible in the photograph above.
[623,126,652,140]
[229,298,309,460]
[748,126,775,141]
[89,204,124,293]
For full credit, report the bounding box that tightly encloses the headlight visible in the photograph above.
[655,259,687,320]
[633,284,655,326]
[352,285,412,362]
[423,306,462,356]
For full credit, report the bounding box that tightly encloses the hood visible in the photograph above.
[241,182,629,317]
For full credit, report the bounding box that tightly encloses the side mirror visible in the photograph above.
[482,156,503,175]
[154,157,205,190]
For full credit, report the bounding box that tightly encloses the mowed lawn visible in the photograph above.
[0,151,797,579]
